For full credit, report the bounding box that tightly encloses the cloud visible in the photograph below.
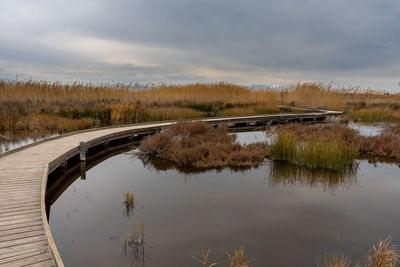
[0,0,399,90]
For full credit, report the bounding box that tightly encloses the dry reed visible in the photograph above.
[2,79,400,139]
[225,247,256,267]
[366,236,400,267]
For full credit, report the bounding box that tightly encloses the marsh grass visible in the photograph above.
[349,108,399,122]
[225,247,257,267]
[318,236,400,267]
[317,252,352,267]
[366,236,400,267]
[270,129,358,171]
[3,79,400,139]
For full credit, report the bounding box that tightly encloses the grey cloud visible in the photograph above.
[0,0,400,90]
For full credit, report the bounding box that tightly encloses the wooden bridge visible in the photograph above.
[0,109,342,266]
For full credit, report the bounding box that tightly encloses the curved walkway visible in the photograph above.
[0,111,342,266]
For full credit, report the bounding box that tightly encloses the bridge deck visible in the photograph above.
[0,111,342,266]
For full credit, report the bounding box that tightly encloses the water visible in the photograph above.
[234,131,268,145]
[0,134,58,153]
[348,122,384,136]
[48,135,400,267]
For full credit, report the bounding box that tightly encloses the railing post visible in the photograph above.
[79,141,86,161]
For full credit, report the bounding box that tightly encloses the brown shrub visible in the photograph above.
[138,121,269,169]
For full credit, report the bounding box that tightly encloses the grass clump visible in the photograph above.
[270,129,358,171]
[123,218,145,264]
[366,236,399,267]
[226,247,257,267]
[139,121,269,169]
[349,108,396,122]
[318,252,352,267]
[193,247,256,267]
[193,249,217,267]
[319,236,400,267]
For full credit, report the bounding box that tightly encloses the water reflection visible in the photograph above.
[268,161,358,194]
[0,133,57,153]
[136,155,254,175]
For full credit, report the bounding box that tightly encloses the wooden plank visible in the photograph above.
[0,229,45,243]
[0,225,44,238]
[0,203,41,213]
[0,241,49,256]
[0,246,48,261]
[0,220,43,232]
[0,235,46,249]
[25,258,56,267]
[0,212,42,224]
[0,208,41,219]
[0,216,43,228]
[0,252,52,266]
[0,248,49,265]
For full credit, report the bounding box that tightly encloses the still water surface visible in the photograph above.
[48,131,400,267]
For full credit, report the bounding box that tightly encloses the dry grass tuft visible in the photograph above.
[123,218,145,254]
[319,252,352,267]
[366,236,400,267]
[225,247,256,267]
[193,249,218,267]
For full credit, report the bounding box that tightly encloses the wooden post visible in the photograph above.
[79,141,86,161]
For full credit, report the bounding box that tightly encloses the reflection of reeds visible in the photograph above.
[268,161,358,193]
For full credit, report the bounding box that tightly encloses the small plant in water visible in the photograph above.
[123,191,135,216]
[123,218,145,266]
[317,252,351,267]
[226,247,256,267]
[193,249,217,267]
[366,236,399,267]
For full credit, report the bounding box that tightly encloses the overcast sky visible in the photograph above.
[1,0,399,90]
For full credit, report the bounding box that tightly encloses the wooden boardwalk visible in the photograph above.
[0,110,342,266]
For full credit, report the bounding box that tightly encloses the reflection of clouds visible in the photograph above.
[267,161,358,194]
